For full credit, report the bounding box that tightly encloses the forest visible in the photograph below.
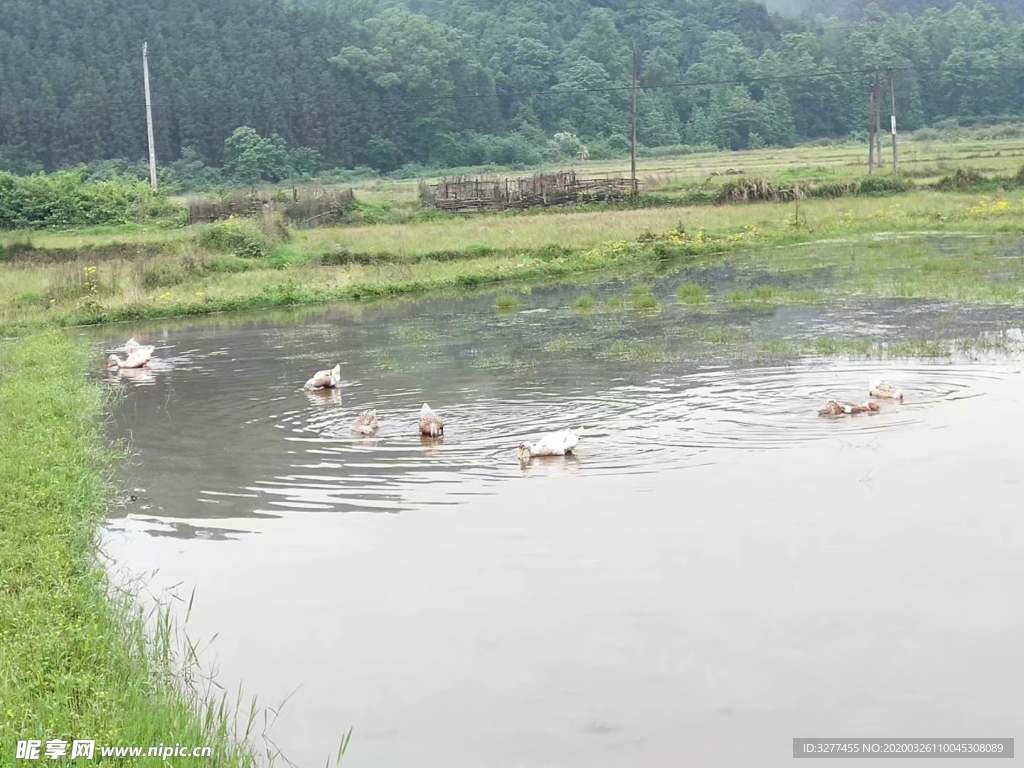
[2,0,1023,177]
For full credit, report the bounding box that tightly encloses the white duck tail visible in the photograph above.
[304,363,343,390]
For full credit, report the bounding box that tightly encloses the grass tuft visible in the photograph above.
[570,295,596,312]
[494,295,522,313]
[676,284,708,305]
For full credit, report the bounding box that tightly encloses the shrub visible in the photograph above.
[0,170,179,229]
[208,255,253,274]
[140,260,188,288]
[857,175,915,195]
[934,168,986,191]
[196,217,270,258]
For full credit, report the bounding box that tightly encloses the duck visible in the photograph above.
[303,364,342,391]
[110,337,141,354]
[109,337,154,355]
[869,380,905,402]
[818,400,880,416]
[107,346,153,369]
[518,428,583,463]
[350,409,379,436]
[419,403,445,437]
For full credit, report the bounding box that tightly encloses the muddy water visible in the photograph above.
[91,279,1024,767]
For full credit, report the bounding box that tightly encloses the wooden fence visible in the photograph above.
[420,171,638,213]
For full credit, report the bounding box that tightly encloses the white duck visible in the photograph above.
[303,364,342,391]
[419,403,445,437]
[107,346,153,369]
[109,337,151,355]
[869,380,905,402]
[518,428,583,463]
[350,409,379,436]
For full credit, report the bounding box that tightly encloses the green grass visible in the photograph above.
[5,179,1024,334]
[803,337,950,358]
[543,335,596,355]
[0,333,258,766]
[570,295,596,312]
[597,340,675,364]
[632,294,660,311]
[494,295,522,313]
[725,287,825,307]
[472,350,534,374]
[676,284,708,305]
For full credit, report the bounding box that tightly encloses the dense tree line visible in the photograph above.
[2,0,1023,176]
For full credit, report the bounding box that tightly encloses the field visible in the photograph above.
[311,133,1024,207]
[3,133,1024,336]
[3,134,1024,767]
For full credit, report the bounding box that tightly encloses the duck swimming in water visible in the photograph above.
[107,347,153,369]
[303,364,342,391]
[869,380,904,402]
[818,400,880,416]
[350,409,379,436]
[110,337,148,354]
[518,428,583,463]
[419,403,445,437]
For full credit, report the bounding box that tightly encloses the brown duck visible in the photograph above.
[818,400,880,416]
[350,409,379,436]
[419,403,444,437]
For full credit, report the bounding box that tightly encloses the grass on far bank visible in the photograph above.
[3,188,1024,335]
[0,333,258,766]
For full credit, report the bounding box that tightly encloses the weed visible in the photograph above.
[676,284,707,305]
[570,295,596,311]
[494,295,522,313]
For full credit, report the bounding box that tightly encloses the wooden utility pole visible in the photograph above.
[868,81,876,174]
[889,68,899,174]
[630,46,638,197]
[143,42,158,192]
[873,72,882,169]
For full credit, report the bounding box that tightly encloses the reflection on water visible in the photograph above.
[89,251,1024,768]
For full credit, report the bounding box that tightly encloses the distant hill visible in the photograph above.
[2,0,1023,174]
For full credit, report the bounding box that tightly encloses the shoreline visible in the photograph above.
[2,189,1024,337]
[0,333,257,766]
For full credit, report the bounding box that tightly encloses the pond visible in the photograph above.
[89,250,1024,767]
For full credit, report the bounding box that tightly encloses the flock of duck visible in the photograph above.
[819,380,905,415]
[107,338,582,464]
[108,338,905,462]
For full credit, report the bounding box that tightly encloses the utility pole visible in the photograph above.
[868,81,876,174]
[889,68,899,174]
[630,46,638,197]
[873,71,882,170]
[143,42,158,192]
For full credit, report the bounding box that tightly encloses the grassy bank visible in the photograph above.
[3,188,1024,335]
[0,333,255,766]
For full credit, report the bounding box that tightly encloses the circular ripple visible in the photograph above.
[261,359,1010,492]
[99,324,1017,515]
